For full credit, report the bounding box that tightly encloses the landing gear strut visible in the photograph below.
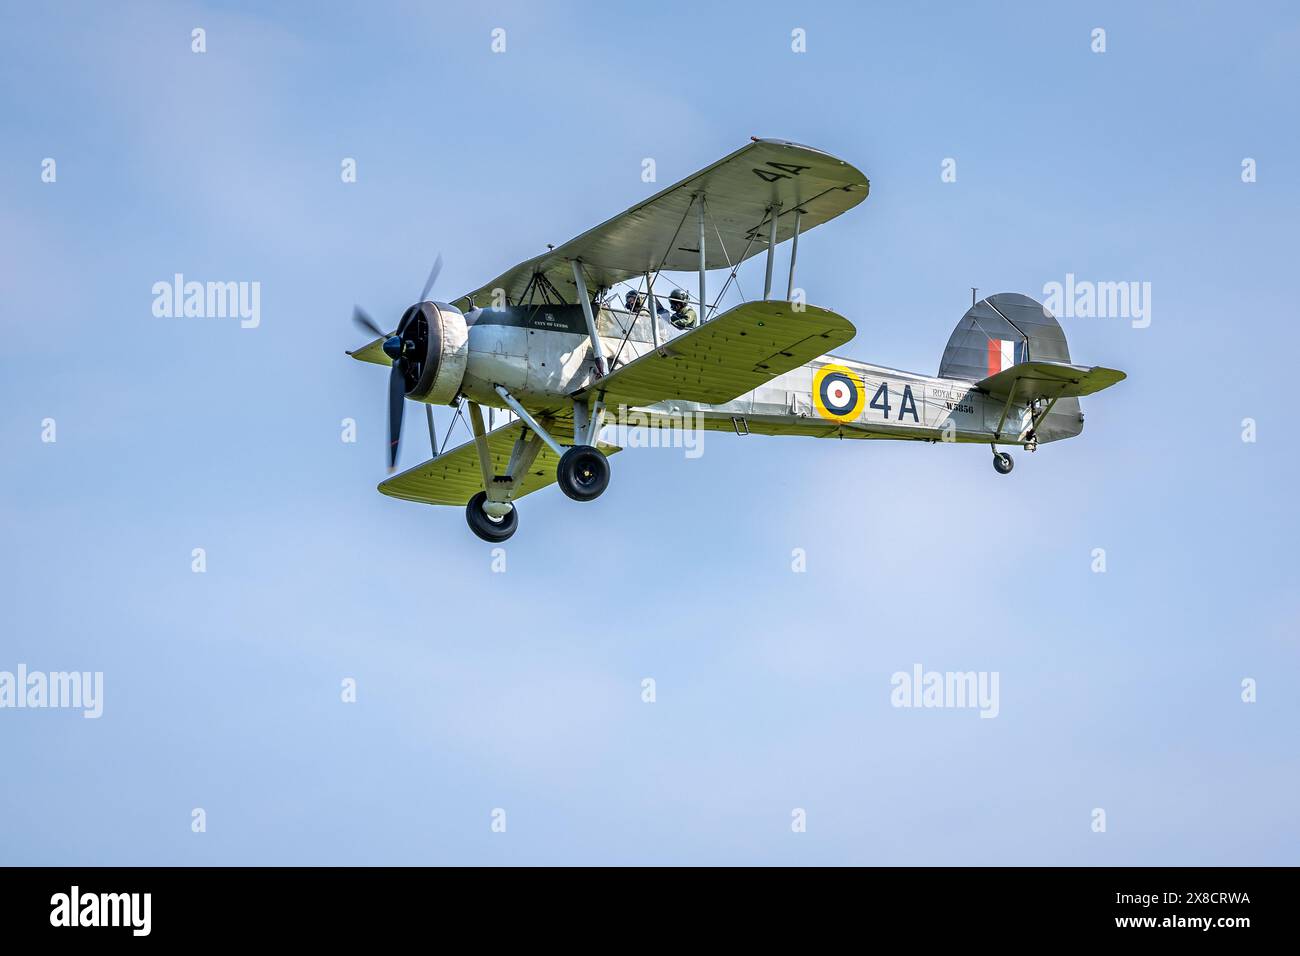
[492,385,614,504]
[464,398,540,543]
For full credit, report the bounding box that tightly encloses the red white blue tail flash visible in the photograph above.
[986,338,1025,377]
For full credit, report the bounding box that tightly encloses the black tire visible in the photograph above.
[993,451,1014,475]
[557,445,611,501]
[465,491,518,542]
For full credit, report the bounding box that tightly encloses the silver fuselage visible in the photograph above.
[457,305,1065,447]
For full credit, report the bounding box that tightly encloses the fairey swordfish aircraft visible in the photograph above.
[348,139,1125,542]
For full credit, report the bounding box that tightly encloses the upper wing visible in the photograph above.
[976,361,1126,403]
[572,300,855,408]
[378,417,621,507]
[451,139,869,310]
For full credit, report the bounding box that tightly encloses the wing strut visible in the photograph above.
[762,202,782,299]
[425,405,438,456]
[697,194,707,323]
[786,207,802,299]
[571,260,609,376]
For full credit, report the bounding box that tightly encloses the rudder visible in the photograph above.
[939,292,1083,443]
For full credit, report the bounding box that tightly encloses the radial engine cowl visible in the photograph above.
[396,301,468,405]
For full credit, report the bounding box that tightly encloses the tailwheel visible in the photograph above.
[557,445,610,501]
[992,451,1014,475]
[466,490,518,542]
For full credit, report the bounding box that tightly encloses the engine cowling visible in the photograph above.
[397,301,468,405]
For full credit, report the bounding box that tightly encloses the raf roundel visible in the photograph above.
[812,364,866,422]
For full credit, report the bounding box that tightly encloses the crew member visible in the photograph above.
[668,288,697,330]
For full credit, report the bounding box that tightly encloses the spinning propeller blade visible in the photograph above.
[419,253,444,304]
[353,252,445,472]
[352,305,385,339]
[387,358,406,472]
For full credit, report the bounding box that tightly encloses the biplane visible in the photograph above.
[347,138,1125,541]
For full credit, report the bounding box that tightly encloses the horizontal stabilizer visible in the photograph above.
[976,361,1126,403]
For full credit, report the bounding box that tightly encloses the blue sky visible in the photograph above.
[2,0,1297,864]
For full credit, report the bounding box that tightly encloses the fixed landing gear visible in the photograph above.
[461,389,615,542]
[557,445,611,501]
[461,388,614,542]
[466,490,517,542]
[492,385,611,503]
[992,450,1014,475]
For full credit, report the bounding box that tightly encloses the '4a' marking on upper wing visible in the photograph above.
[752,162,811,182]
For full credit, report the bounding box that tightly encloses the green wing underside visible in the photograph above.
[378,418,621,507]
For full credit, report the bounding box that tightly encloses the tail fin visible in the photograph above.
[939,292,1071,378]
[939,292,1087,443]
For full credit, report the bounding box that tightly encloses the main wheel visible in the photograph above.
[557,445,610,501]
[992,451,1014,475]
[465,490,518,542]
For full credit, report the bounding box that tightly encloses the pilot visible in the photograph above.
[623,290,669,321]
[668,289,697,330]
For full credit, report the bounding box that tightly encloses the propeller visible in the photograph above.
[351,255,444,472]
[351,305,384,339]
[387,350,406,470]
[419,253,443,304]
